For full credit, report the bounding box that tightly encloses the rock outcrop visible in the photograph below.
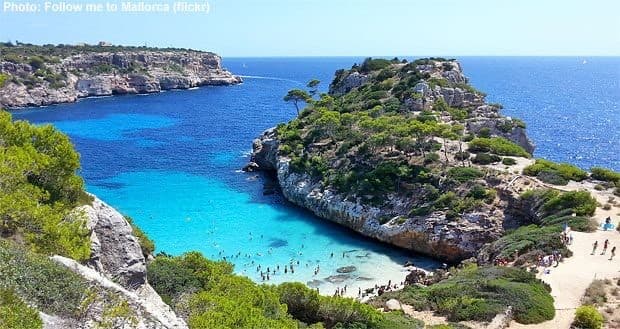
[250,130,506,262]
[249,59,534,262]
[44,197,188,329]
[0,49,241,108]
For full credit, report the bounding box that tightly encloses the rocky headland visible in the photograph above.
[247,57,540,262]
[0,44,241,108]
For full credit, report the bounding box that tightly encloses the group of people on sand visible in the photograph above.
[592,239,616,260]
[538,251,562,268]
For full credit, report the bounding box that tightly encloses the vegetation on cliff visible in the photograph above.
[275,57,529,219]
[0,111,91,261]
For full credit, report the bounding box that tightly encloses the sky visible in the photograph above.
[1,0,619,57]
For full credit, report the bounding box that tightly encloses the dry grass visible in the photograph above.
[582,278,620,328]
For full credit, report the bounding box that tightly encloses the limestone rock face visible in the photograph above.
[250,130,505,262]
[50,256,187,329]
[51,196,189,329]
[0,50,242,108]
[250,128,279,171]
[80,197,147,289]
[329,71,369,96]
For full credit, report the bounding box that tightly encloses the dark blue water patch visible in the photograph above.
[269,238,289,248]
[457,57,620,171]
[92,181,126,190]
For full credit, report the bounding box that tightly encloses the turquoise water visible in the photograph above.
[11,57,619,294]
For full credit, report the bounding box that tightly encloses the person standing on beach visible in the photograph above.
[602,239,609,255]
[610,247,616,261]
[592,241,599,255]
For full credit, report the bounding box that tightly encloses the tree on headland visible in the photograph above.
[306,79,320,97]
[283,89,311,116]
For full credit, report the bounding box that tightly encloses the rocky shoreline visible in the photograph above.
[0,49,242,108]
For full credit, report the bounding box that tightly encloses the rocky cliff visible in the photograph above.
[247,58,535,262]
[43,197,188,329]
[0,46,241,108]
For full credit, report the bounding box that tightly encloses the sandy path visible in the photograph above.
[510,184,620,329]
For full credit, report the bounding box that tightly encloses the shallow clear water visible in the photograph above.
[11,57,619,294]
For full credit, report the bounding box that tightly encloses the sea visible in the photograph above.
[10,57,620,294]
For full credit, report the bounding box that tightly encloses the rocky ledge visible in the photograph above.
[0,49,241,108]
[43,197,188,329]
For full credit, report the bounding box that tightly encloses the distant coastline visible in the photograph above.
[0,43,242,109]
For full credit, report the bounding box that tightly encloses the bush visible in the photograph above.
[583,280,608,306]
[0,289,43,329]
[523,159,588,183]
[472,153,501,165]
[573,305,604,329]
[477,127,491,138]
[447,167,484,183]
[424,152,440,164]
[28,56,46,70]
[468,137,531,158]
[359,58,391,73]
[543,190,597,217]
[0,73,9,88]
[591,167,620,185]
[454,151,470,161]
[0,241,87,317]
[147,252,233,303]
[373,265,554,324]
[502,157,517,165]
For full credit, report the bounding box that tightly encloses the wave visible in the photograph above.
[238,75,302,85]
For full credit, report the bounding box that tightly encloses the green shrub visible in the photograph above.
[488,225,568,262]
[0,73,9,88]
[468,137,530,158]
[591,167,620,185]
[374,265,554,324]
[0,240,87,317]
[0,289,43,329]
[424,152,440,164]
[147,252,233,303]
[447,167,484,183]
[472,153,501,165]
[523,159,588,183]
[573,305,604,329]
[454,151,470,161]
[502,157,517,165]
[543,190,597,217]
[477,127,491,138]
[359,58,392,73]
[28,56,46,70]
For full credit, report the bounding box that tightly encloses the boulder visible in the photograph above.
[80,197,147,289]
[385,299,402,311]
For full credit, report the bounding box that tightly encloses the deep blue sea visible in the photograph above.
[11,57,619,294]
